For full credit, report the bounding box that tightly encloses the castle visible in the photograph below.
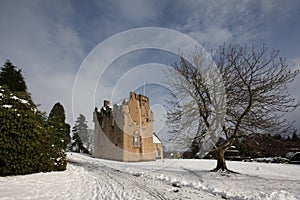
[93,92,163,162]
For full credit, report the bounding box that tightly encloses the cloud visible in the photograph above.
[0,1,84,124]
[290,58,300,97]
[72,27,204,128]
[188,27,233,47]
[285,58,300,132]
[109,0,165,25]
[0,0,299,134]
[175,1,262,46]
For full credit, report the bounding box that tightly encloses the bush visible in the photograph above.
[0,86,55,176]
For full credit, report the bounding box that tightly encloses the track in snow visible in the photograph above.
[67,156,217,200]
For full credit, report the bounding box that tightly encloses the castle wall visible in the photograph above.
[154,143,164,159]
[93,109,124,161]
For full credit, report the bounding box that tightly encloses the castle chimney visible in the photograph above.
[104,100,110,107]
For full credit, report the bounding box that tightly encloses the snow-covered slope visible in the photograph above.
[0,153,299,200]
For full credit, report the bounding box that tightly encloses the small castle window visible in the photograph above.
[101,120,104,129]
[133,131,141,147]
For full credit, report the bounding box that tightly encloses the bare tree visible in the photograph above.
[166,44,299,171]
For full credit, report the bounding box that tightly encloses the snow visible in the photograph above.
[11,96,19,100]
[0,87,4,95]
[1,88,30,111]
[11,95,29,104]
[0,153,299,200]
[153,134,161,143]
[2,105,12,108]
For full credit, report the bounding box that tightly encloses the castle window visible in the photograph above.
[133,131,141,147]
[101,120,104,129]
[115,136,119,146]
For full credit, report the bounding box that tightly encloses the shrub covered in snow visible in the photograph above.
[0,62,73,176]
[0,86,51,175]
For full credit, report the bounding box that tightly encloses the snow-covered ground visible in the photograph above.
[0,153,299,200]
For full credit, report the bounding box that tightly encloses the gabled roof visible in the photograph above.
[153,133,162,144]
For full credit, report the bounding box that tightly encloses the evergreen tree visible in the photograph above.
[0,61,68,176]
[0,60,27,92]
[85,129,94,153]
[0,85,52,176]
[48,102,71,146]
[71,114,89,153]
[47,102,71,171]
[292,131,299,141]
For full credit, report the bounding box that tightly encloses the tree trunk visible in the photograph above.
[213,148,227,171]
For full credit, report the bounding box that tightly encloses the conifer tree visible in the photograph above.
[47,102,71,171]
[292,131,299,141]
[48,102,71,146]
[0,85,52,176]
[71,114,89,153]
[0,60,27,92]
[0,61,66,176]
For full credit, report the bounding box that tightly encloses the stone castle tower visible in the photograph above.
[93,92,163,162]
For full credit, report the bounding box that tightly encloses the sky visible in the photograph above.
[1,0,300,141]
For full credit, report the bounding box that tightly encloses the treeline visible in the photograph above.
[234,132,300,158]
[0,61,92,176]
[186,132,300,159]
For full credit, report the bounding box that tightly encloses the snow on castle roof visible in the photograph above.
[153,134,161,144]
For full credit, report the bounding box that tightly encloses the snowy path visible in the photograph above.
[88,155,300,200]
[67,154,217,199]
[1,153,299,199]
